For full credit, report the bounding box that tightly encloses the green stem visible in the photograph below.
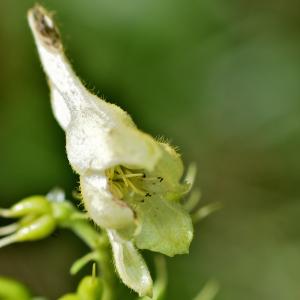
[62,219,116,300]
[97,232,116,300]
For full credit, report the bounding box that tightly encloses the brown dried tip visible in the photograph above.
[28,4,61,50]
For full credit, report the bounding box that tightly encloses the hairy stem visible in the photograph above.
[62,219,116,300]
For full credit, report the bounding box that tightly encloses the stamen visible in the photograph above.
[111,183,124,199]
[127,180,145,196]
[116,166,129,187]
[106,167,114,180]
[107,166,158,197]
[124,173,144,178]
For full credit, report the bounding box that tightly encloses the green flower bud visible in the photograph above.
[0,215,56,248]
[0,196,51,218]
[58,294,80,300]
[0,277,31,300]
[77,276,103,300]
[16,215,56,242]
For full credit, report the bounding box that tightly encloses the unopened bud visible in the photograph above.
[0,196,51,218]
[0,215,56,248]
[16,215,56,242]
[0,277,31,300]
[58,294,79,300]
[77,276,103,300]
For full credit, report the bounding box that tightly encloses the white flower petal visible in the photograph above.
[80,175,135,229]
[28,6,161,174]
[107,229,153,297]
[50,85,71,130]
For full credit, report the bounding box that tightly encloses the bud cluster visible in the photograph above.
[0,190,75,248]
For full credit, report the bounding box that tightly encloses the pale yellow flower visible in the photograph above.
[28,5,194,297]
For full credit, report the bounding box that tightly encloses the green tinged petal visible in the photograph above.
[121,143,193,256]
[130,194,193,256]
[108,230,153,297]
[139,143,188,199]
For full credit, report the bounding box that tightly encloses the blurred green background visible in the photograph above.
[1,0,300,299]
